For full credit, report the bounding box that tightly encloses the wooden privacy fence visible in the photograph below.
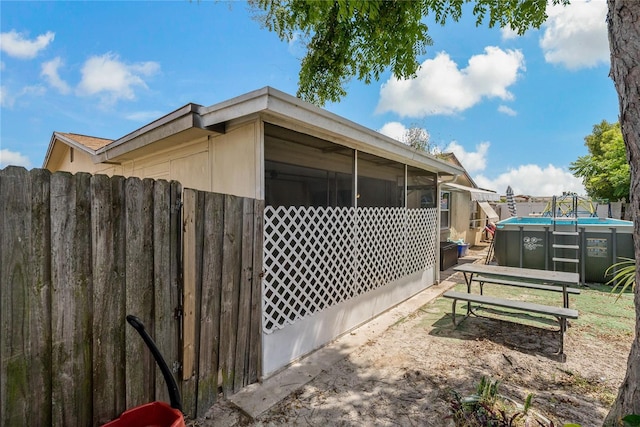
[181,187,264,418]
[0,167,264,426]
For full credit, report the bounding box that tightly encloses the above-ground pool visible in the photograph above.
[493,216,634,283]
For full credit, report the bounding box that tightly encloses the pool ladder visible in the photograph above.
[551,195,580,274]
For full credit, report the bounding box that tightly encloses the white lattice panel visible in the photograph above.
[263,206,438,333]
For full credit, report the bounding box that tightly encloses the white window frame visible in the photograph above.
[440,191,451,229]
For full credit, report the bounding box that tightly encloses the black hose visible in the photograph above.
[126,315,183,412]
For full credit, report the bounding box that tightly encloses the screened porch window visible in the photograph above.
[407,166,437,209]
[264,123,438,209]
[265,161,352,207]
[440,191,451,229]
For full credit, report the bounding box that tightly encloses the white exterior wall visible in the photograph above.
[261,206,439,377]
[263,268,432,376]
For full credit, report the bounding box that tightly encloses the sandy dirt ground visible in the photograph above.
[193,245,634,427]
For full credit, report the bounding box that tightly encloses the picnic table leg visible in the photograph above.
[451,299,458,326]
[463,272,473,293]
[555,316,568,362]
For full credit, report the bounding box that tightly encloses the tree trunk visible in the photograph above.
[604,1,640,424]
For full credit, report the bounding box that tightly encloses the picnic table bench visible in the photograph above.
[472,276,581,308]
[442,264,580,360]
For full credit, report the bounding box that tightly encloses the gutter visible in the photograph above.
[92,103,224,164]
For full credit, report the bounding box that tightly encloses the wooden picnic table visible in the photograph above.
[453,263,579,308]
[445,263,581,360]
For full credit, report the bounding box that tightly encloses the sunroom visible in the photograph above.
[260,122,455,375]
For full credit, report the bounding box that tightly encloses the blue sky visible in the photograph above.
[0,0,618,196]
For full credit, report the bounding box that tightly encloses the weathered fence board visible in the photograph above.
[235,198,255,392]
[196,192,224,417]
[124,178,156,409]
[153,180,181,405]
[26,169,54,426]
[181,189,198,416]
[50,171,94,426]
[220,195,243,396]
[248,199,264,385]
[1,168,263,425]
[1,167,53,427]
[91,174,127,425]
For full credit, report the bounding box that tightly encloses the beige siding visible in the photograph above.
[171,152,209,191]
[47,144,123,176]
[210,121,260,199]
[47,122,262,199]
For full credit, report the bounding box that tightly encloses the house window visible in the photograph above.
[440,191,451,229]
[469,200,480,228]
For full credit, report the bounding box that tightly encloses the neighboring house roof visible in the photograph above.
[59,132,114,150]
[439,152,500,208]
[442,182,501,202]
[43,132,114,167]
[440,152,480,188]
[43,87,464,176]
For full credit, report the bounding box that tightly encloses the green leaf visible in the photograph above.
[622,414,640,427]
[605,257,637,301]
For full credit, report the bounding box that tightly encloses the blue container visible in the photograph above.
[457,243,469,257]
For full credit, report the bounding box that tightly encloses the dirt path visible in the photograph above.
[194,245,634,427]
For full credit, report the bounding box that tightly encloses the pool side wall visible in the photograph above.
[493,218,634,283]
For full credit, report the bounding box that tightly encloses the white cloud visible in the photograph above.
[378,121,408,142]
[41,57,71,94]
[0,30,54,59]
[540,0,608,70]
[0,85,10,108]
[473,164,585,196]
[377,47,525,117]
[443,141,490,174]
[498,105,517,116]
[0,149,32,168]
[501,26,519,40]
[0,84,45,108]
[76,53,160,105]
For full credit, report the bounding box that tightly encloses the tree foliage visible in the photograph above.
[402,125,434,153]
[570,120,630,202]
[249,0,567,106]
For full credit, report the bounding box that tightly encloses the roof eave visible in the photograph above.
[200,87,464,176]
[92,103,222,163]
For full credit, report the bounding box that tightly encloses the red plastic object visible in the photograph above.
[101,315,185,427]
[102,401,185,427]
